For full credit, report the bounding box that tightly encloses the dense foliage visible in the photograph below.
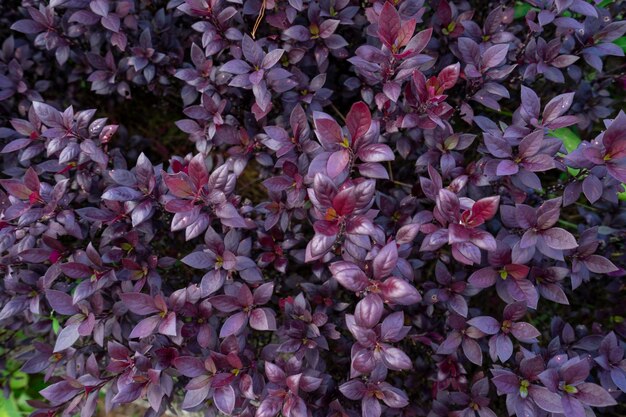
[0,1,625,417]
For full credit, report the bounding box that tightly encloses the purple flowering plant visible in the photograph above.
[0,1,625,417]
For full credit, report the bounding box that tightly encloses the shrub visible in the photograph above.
[0,1,625,417]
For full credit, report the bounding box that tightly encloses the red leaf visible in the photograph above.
[313,115,343,149]
[163,172,196,198]
[396,18,416,49]
[249,308,276,331]
[405,28,432,55]
[326,149,350,178]
[332,188,356,216]
[188,154,209,190]
[505,264,530,280]
[0,179,32,199]
[372,241,398,279]
[462,196,500,227]
[437,63,461,91]
[377,2,401,49]
[346,102,371,142]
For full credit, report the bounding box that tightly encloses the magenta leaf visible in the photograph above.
[330,262,369,292]
[354,294,384,328]
[249,308,276,331]
[372,241,398,279]
[119,292,159,315]
[377,2,401,49]
[380,277,421,305]
[346,102,371,142]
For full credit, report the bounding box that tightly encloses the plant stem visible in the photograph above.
[558,219,579,230]
[330,103,346,122]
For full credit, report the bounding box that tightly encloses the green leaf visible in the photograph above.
[51,316,60,334]
[0,395,22,417]
[549,127,582,176]
[9,371,28,390]
[619,189,626,201]
[550,127,581,153]
[514,2,533,19]
[15,393,34,414]
[550,127,580,153]
[599,0,615,7]
[614,36,626,53]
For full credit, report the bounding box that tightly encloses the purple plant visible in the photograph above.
[0,1,625,417]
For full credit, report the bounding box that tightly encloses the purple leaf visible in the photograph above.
[380,277,421,305]
[11,19,45,34]
[468,268,497,288]
[358,144,394,162]
[330,262,369,292]
[181,251,214,269]
[354,294,384,328]
[158,311,177,336]
[511,322,541,341]
[46,290,79,315]
[497,159,519,176]
[249,308,276,331]
[396,224,421,245]
[582,175,603,204]
[467,316,500,335]
[531,386,564,413]
[129,315,161,338]
[214,385,235,414]
[339,379,366,400]
[102,186,143,201]
[378,2,401,49]
[219,311,247,337]
[543,92,575,123]
[381,346,412,370]
[327,149,350,178]
[182,385,211,409]
[576,382,617,407]
[54,323,81,352]
[40,381,82,405]
[372,241,398,279]
[481,44,508,69]
[314,115,343,149]
[60,262,92,278]
[584,255,618,273]
[172,356,206,378]
[542,228,578,250]
[521,86,540,119]
[119,293,159,315]
[346,102,371,141]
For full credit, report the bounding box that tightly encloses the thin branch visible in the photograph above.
[330,103,346,122]
[251,0,267,39]
[392,180,413,189]
[558,219,579,231]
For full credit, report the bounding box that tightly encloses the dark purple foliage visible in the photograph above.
[0,1,625,417]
